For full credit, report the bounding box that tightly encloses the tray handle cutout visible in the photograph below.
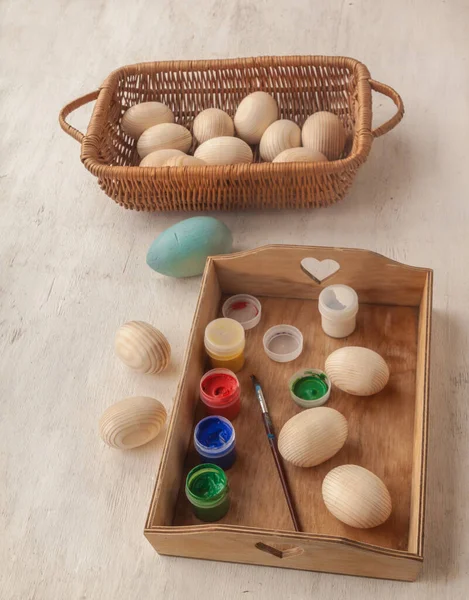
[300,258,340,284]
[255,542,304,559]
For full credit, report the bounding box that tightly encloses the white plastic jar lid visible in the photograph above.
[318,284,358,321]
[222,294,261,330]
[204,318,246,358]
[263,325,303,363]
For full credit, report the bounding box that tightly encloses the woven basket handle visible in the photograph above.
[59,90,100,143]
[369,79,404,138]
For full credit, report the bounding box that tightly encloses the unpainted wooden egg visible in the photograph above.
[164,155,206,167]
[302,111,346,160]
[140,149,185,167]
[194,136,253,166]
[278,407,348,467]
[259,120,301,162]
[325,346,390,396]
[115,321,171,374]
[99,396,167,450]
[273,147,328,163]
[137,123,192,158]
[322,465,392,528]
[234,91,278,144]
[121,102,174,139]
[193,108,234,144]
[146,216,233,277]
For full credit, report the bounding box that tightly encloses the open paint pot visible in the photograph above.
[263,324,303,363]
[200,368,241,420]
[289,369,331,409]
[185,463,230,522]
[194,415,237,470]
[318,284,358,338]
[204,318,246,373]
[222,294,262,330]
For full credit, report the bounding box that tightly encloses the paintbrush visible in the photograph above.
[250,375,300,532]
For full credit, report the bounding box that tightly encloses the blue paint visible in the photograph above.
[146,217,233,278]
[194,415,237,470]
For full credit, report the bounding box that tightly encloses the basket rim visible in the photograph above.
[81,55,374,179]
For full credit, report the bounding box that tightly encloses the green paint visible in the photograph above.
[291,372,329,401]
[186,464,230,522]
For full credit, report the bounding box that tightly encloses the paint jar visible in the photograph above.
[194,415,237,469]
[318,284,359,338]
[289,369,331,409]
[263,325,303,363]
[200,368,241,420]
[204,318,245,373]
[222,294,262,330]
[185,463,230,522]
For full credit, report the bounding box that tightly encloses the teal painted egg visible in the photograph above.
[146,217,233,278]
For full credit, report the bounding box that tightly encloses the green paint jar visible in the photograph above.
[185,463,230,522]
[289,369,331,409]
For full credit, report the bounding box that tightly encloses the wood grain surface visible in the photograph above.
[1,0,468,598]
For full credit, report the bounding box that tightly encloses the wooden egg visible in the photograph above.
[115,321,171,374]
[194,136,253,166]
[137,123,192,158]
[259,120,301,162]
[234,91,278,144]
[99,396,167,450]
[273,147,328,163]
[121,102,174,138]
[278,407,348,467]
[302,111,346,160]
[192,108,234,144]
[322,465,392,528]
[140,149,185,167]
[164,155,206,167]
[325,346,390,396]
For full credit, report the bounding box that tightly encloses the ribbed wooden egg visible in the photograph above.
[192,108,234,144]
[322,465,392,528]
[121,102,174,138]
[194,136,253,165]
[325,346,390,396]
[115,321,171,374]
[99,396,167,450]
[273,147,328,163]
[137,123,192,158]
[259,120,301,162]
[164,155,206,167]
[302,111,346,160]
[234,92,278,144]
[140,149,185,167]
[278,407,348,467]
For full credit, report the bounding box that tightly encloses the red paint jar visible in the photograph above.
[200,368,241,421]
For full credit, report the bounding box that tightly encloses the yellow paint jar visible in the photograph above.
[204,318,246,373]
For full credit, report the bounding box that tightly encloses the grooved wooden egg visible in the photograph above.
[302,111,346,160]
[325,346,390,396]
[322,465,392,528]
[234,92,278,144]
[121,102,174,138]
[259,120,301,162]
[273,147,328,163]
[99,396,167,450]
[164,155,206,167]
[115,321,171,374]
[278,407,348,467]
[137,123,192,158]
[140,149,185,167]
[192,108,234,144]
[194,136,253,165]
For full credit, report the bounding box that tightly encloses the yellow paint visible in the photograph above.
[204,318,245,374]
[207,349,245,373]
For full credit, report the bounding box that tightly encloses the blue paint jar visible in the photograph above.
[194,415,236,470]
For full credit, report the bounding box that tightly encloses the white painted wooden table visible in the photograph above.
[1,0,468,597]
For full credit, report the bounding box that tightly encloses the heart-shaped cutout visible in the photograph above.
[255,542,304,559]
[300,258,340,284]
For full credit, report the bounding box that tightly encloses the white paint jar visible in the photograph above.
[318,284,358,338]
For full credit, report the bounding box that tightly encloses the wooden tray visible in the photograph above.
[145,246,432,581]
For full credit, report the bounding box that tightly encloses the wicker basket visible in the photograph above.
[59,56,404,211]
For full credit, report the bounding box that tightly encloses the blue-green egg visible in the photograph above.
[146,217,233,278]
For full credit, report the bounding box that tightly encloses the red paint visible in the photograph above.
[230,301,259,315]
[200,369,241,421]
